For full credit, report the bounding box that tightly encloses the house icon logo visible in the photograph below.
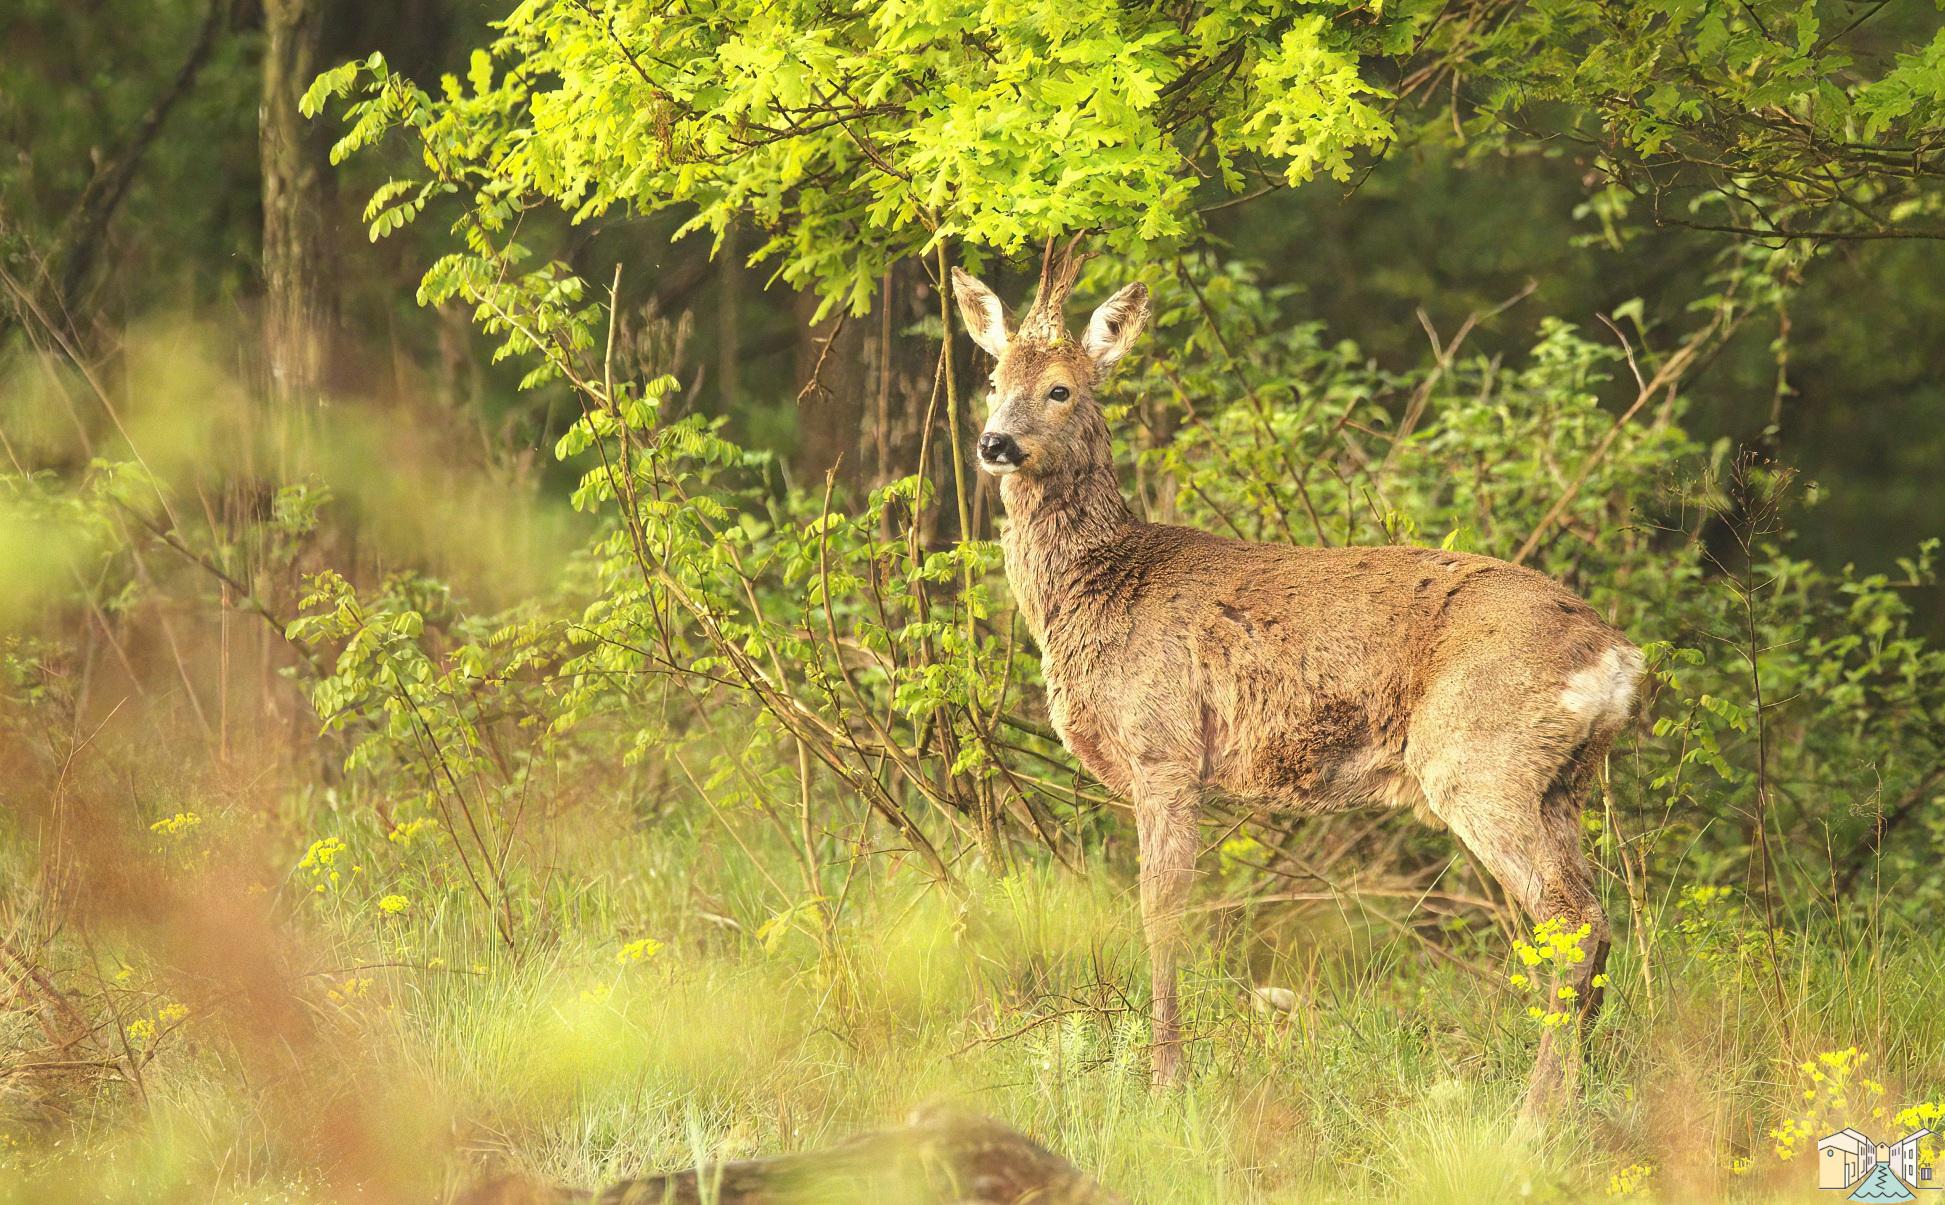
[1821,1128,1939,1200]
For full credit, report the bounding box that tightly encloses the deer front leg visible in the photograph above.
[1134,775,1200,1088]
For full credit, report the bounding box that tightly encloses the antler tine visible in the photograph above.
[1035,235,1060,297]
[1020,231,1091,342]
[1059,230,1087,270]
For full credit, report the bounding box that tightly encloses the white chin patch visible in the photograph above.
[980,461,1020,476]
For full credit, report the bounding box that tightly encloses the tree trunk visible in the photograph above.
[792,289,869,487]
[792,265,972,543]
[873,259,938,489]
[718,222,742,412]
[259,0,337,405]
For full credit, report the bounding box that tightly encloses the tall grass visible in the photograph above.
[5,739,1940,1202]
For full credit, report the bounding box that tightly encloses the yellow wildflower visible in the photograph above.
[388,818,439,847]
[149,812,202,836]
[1607,1161,1653,1198]
[299,837,346,870]
[616,938,665,965]
[325,976,373,1005]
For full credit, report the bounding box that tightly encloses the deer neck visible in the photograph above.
[997,460,1133,642]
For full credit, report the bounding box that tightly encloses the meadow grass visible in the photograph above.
[5,771,1937,1205]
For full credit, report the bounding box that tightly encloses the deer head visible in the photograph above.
[951,239,1150,479]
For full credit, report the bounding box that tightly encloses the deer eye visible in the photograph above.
[1048,385,1071,402]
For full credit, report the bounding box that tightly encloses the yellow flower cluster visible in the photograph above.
[1515,918,1592,967]
[1770,1047,1883,1159]
[1681,884,1735,909]
[1770,1116,1810,1161]
[325,976,373,1005]
[1509,919,1594,1029]
[148,812,202,836]
[300,836,345,871]
[125,1001,189,1047]
[1764,1054,1942,1175]
[387,817,439,847]
[1606,1161,1654,1197]
[615,937,665,965]
[376,894,410,915]
[1897,1102,1944,1176]
[298,836,361,893]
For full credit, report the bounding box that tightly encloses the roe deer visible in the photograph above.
[952,243,1643,1114]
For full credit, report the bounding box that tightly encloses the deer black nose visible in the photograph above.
[978,432,1022,465]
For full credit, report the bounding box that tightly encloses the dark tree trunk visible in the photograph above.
[259,0,337,404]
[872,259,939,489]
[718,222,742,411]
[782,264,977,548]
[791,289,869,486]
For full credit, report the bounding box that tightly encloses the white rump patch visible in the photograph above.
[1560,645,1645,730]
[1251,986,1298,1015]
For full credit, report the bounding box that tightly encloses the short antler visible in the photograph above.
[1016,233,1089,343]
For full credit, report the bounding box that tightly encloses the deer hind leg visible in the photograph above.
[1520,772,1612,1122]
[1541,771,1612,1036]
[1133,770,1200,1088]
[1417,756,1610,1119]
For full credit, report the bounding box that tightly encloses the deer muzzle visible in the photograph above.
[977,431,1025,473]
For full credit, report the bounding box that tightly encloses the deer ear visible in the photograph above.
[950,267,1010,359]
[1083,281,1149,374]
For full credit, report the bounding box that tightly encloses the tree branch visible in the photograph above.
[51,0,231,323]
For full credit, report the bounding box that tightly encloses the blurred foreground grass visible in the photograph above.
[4,748,1940,1203]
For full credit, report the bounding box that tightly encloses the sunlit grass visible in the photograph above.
[7,769,1942,1202]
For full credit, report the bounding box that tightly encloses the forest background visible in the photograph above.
[3,1,1944,1200]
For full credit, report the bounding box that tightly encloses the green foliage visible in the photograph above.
[302,0,1420,313]
[296,0,1945,335]
[1433,0,1945,242]
[250,224,1945,943]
